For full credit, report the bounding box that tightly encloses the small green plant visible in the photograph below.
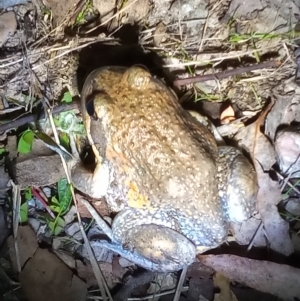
[61,91,73,103]
[74,0,93,26]
[53,111,85,135]
[41,6,51,16]
[193,85,223,102]
[47,178,72,235]
[228,32,281,44]
[0,148,6,155]
[19,187,32,223]
[20,202,28,223]
[18,129,34,154]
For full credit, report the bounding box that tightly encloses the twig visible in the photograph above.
[247,220,263,252]
[0,37,117,68]
[11,180,21,272]
[274,169,300,194]
[164,46,281,68]
[173,60,281,86]
[0,100,80,133]
[81,199,114,241]
[173,267,188,301]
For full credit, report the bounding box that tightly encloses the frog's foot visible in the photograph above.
[217,146,258,223]
[97,224,196,272]
[71,161,110,199]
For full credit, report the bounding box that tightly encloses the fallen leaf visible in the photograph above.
[8,226,87,301]
[235,102,293,255]
[220,105,235,124]
[199,254,300,301]
[153,22,167,46]
[20,248,87,301]
[253,127,294,255]
[265,80,300,141]
[213,272,238,301]
[76,260,124,289]
[230,216,266,248]
[7,226,38,271]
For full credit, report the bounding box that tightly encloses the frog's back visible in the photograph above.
[91,67,222,221]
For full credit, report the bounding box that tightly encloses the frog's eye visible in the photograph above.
[86,98,97,120]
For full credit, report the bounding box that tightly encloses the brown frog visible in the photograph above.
[71,66,257,272]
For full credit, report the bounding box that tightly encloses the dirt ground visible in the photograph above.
[1,0,300,300]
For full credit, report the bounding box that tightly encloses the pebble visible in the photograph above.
[275,126,300,177]
[0,11,17,47]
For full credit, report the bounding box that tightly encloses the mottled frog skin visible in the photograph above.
[72,66,257,272]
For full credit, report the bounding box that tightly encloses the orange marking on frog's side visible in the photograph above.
[127,181,152,209]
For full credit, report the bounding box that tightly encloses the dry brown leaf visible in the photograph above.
[7,226,38,271]
[230,217,266,247]
[213,272,238,301]
[220,105,235,125]
[234,102,293,255]
[153,22,167,47]
[199,254,300,301]
[20,248,87,301]
[265,81,300,141]
[252,121,294,255]
[8,226,87,301]
[0,12,17,47]
[76,260,125,289]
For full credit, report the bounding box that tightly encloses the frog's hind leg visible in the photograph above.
[217,146,258,223]
[97,223,196,272]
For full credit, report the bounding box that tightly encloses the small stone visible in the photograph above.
[65,222,82,241]
[64,206,77,225]
[0,0,29,9]
[285,199,300,216]
[28,218,41,234]
[0,11,17,47]
[275,126,300,177]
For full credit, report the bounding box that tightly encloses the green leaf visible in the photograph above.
[48,221,55,231]
[61,91,72,103]
[59,132,70,150]
[51,196,60,205]
[57,178,72,214]
[48,219,64,235]
[18,130,34,154]
[49,205,61,213]
[0,148,6,155]
[24,187,32,201]
[20,202,28,223]
[53,225,63,236]
[56,216,65,228]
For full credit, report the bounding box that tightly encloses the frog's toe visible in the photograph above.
[218,146,258,223]
[103,224,196,272]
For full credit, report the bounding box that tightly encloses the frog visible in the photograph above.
[71,65,258,272]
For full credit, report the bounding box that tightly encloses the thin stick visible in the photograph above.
[0,101,80,133]
[173,60,281,86]
[173,266,188,301]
